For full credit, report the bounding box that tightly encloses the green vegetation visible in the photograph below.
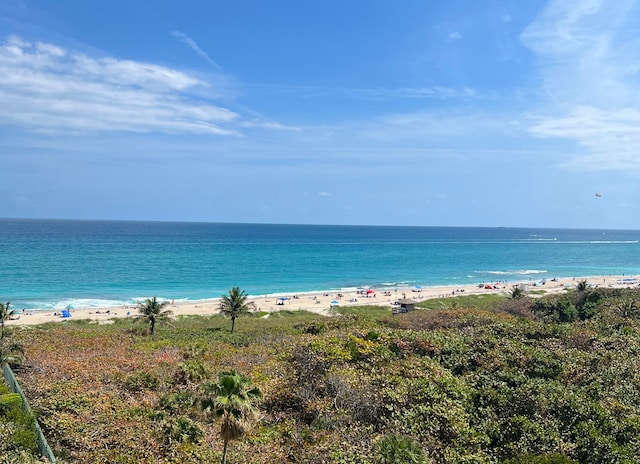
[0,339,25,368]
[9,287,640,463]
[576,279,589,292]
[418,293,504,311]
[201,370,261,464]
[219,287,256,333]
[0,358,40,463]
[509,286,525,299]
[136,296,173,336]
[0,301,13,339]
[376,434,427,463]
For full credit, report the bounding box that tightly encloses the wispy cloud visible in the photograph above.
[521,0,640,170]
[240,119,301,131]
[251,83,479,101]
[0,35,241,135]
[171,30,224,71]
[449,32,462,40]
[529,105,640,170]
[348,86,476,100]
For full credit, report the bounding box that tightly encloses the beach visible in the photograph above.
[6,275,637,327]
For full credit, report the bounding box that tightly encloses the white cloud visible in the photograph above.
[350,86,476,100]
[529,105,640,170]
[363,109,527,144]
[35,42,65,57]
[318,192,331,197]
[171,30,224,71]
[251,83,478,101]
[0,35,240,135]
[449,32,462,40]
[521,0,640,170]
[240,119,301,131]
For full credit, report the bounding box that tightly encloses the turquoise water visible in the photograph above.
[1,218,639,310]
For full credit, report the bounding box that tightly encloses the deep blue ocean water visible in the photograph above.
[1,218,639,311]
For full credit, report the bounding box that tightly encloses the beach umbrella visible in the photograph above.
[366,289,375,294]
[330,300,339,306]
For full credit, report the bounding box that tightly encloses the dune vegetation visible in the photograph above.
[5,286,640,463]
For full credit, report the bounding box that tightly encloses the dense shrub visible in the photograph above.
[0,392,21,412]
[11,290,640,463]
[0,386,39,461]
[174,359,211,385]
[375,434,427,463]
[533,296,578,322]
[123,371,161,392]
[158,391,198,413]
[159,414,203,445]
[502,453,577,463]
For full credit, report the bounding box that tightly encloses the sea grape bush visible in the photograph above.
[10,289,640,463]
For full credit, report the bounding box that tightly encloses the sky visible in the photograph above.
[1,0,639,228]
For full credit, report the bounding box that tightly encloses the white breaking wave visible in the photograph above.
[479,269,548,276]
[23,297,193,311]
[23,298,129,311]
[564,240,639,244]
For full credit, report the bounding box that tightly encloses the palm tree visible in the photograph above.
[201,370,261,464]
[510,286,525,300]
[614,298,639,319]
[0,301,13,339]
[576,279,589,292]
[219,287,255,333]
[136,297,173,336]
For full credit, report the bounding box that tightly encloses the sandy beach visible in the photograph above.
[6,275,638,327]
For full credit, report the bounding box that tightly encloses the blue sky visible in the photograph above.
[1,0,639,228]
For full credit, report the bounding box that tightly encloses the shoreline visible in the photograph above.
[6,275,639,327]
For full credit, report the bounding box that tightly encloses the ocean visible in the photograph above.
[1,218,639,311]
